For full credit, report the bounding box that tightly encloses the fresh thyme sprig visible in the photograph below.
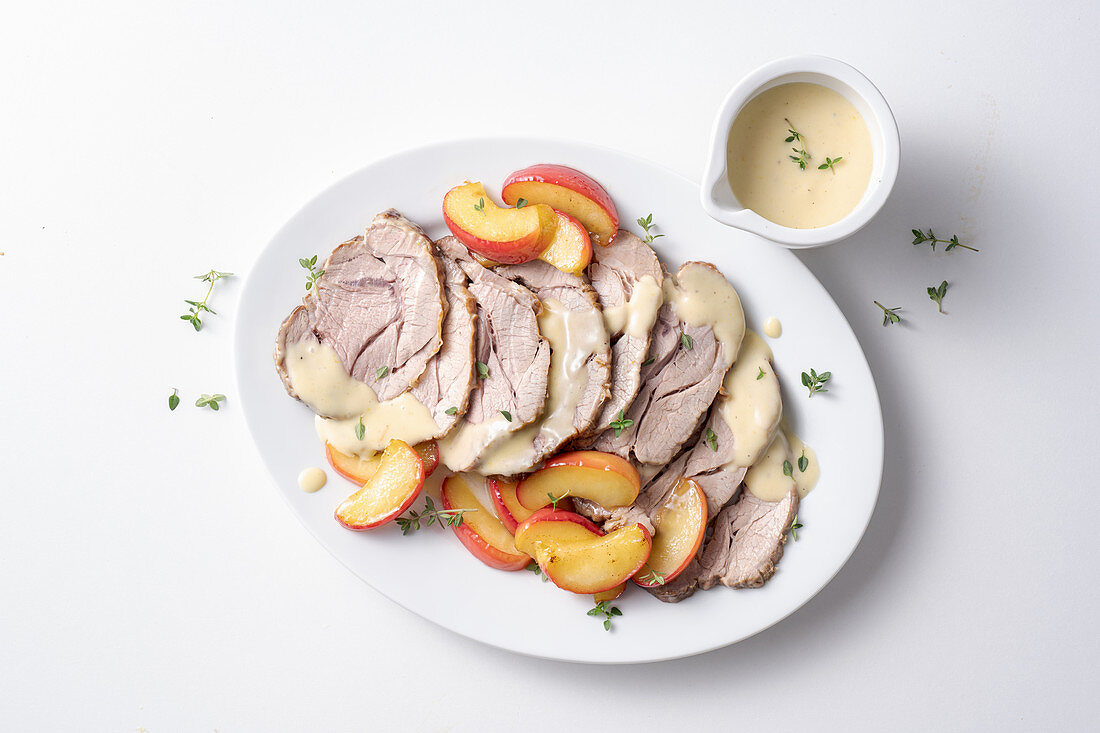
[680,332,693,350]
[195,393,226,411]
[526,562,549,581]
[444,406,458,416]
[375,366,390,380]
[299,255,324,290]
[637,568,667,586]
[911,229,979,252]
[396,496,471,535]
[180,269,233,331]
[782,460,794,478]
[587,600,622,631]
[609,410,634,437]
[785,119,810,170]
[636,214,664,244]
[927,280,949,314]
[705,427,718,452]
[515,198,528,209]
[168,388,180,411]
[798,450,809,473]
[756,367,766,380]
[473,197,485,213]
[500,410,512,422]
[789,514,803,541]
[548,491,570,509]
[476,361,489,379]
[354,416,365,440]
[801,369,831,398]
[641,356,655,367]
[818,156,843,174]
[874,301,902,326]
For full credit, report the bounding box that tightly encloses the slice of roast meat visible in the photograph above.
[477,260,611,475]
[582,231,663,439]
[407,255,477,432]
[274,209,445,412]
[592,261,745,466]
[650,486,799,603]
[436,237,552,472]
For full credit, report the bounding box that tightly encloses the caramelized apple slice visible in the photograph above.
[517,451,640,510]
[593,583,626,603]
[441,474,530,571]
[334,440,424,530]
[443,181,556,264]
[502,164,619,246]
[534,524,652,594]
[634,478,708,587]
[513,508,604,555]
[326,441,438,484]
[537,210,592,274]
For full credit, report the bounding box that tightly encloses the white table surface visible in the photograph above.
[2,1,1097,730]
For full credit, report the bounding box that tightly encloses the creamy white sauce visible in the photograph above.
[297,467,327,493]
[438,412,515,471]
[743,428,819,502]
[600,275,663,340]
[763,317,782,338]
[286,340,440,457]
[718,331,782,467]
[662,264,745,367]
[478,298,609,475]
[726,82,873,229]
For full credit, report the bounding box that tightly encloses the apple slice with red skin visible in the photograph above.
[489,479,577,533]
[443,181,556,264]
[633,478,708,587]
[529,523,652,595]
[513,508,605,553]
[517,451,641,511]
[441,474,530,571]
[537,210,592,274]
[326,441,438,485]
[334,440,424,531]
[502,164,619,246]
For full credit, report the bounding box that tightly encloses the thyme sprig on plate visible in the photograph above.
[637,214,664,244]
[587,600,622,631]
[396,496,471,535]
[609,410,634,437]
[180,269,233,331]
[637,568,666,586]
[526,562,549,581]
[299,255,324,290]
[801,369,831,398]
[168,388,180,411]
[911,229,978,252]
[789,514,803,541]
[874,301,902,326]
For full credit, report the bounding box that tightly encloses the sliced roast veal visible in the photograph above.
[436,237,552,472]
[650,486,799,603]
[583,231,664,439]
[274,209,445,414]
[476,260,611,475]
[593,261,745,466]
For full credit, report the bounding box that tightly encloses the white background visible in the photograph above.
[2,1,1097,730]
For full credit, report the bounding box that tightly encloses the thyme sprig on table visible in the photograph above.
[637,214,664,244]
[195,393,226,411]
[299,255,324,290]
[927,280,949,314]
[874,301,902,326]
[785,118,811,170]
[396,496,471,535]
[180,269,233,331]
[168,388,180,411]
[588,600,622,631]
[911,229,978,252]
[789,514,804,541]
[801,369,831,398]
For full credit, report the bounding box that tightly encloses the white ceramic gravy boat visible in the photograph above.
[700,55,900,248]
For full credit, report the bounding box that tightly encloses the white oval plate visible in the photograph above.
[235,138,883,664]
